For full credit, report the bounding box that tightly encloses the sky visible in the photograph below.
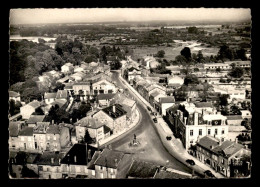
[10,8,251,25]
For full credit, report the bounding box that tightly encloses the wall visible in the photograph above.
[18,136,35,150]
[20,106,35,119]
[60,127,70,148]
[46,134,61,152]
[34,133,46,151]
[161,103,174,116]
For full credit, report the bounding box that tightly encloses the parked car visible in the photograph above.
[153,118,158,123]
[204,170,215,178]
[147,106,151,111]
[166,136,172,141]
[186,159,195,166]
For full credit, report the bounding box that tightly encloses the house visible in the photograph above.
[93,104,127,135]
[72,82,91,100]
[166,65,181,75]
[56,76,75,84]
[60,144,97,178]
[152,93,167,113]
[33,122,50,151]
[87,151,101,178]
[165,102,229,150]
[27,115,46,127]
[240,110,252,120]
[61,63,74,74]
[20,100,41,119]
[9,91,21,103]
[9,151,40,178]
[143,84,166,102]
[9,121,25,149]
[92,79,117,95]
[225,61,251,68]
[93,148,133,179]
[56,90,69,102]
[226,115,243,126]
[167,75,184,86]
[194,102,214,114]
[203,63,231,70]
[159,96,175,116]
[74,116,110,143]
[126,160,159,179]
[46,124,70,152]
[97,93,116,107]
[18,127,35,151]
[196,136,251,177]
[110,93,137,123]
[126,66,141,85]
[74,66,85,73]
[44,92,57,105]
[70,72,86,82]
[141,56,159,69]
[37,151,64,179]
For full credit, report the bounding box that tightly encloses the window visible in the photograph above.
[92,170,95,176]
[100,166,103,170]
[190,130,193,136]
[76,166,81,173]
[215,129,218,135]
[222,129,225,135]
[111,174,116,179]
[53,136,56,140]
[47,136,50,140]
[221,159,224,164]
[100,173,104,179]
[208,129,211,135]
[199,129,202,136]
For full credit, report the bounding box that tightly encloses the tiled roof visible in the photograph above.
[27,100,41,109]
[127,160,159,178]
[50,99,67,108]
[194,102,213,108]
[9,91,20,97]
[197,136,220,150]
[37,152,64,166]
[150,91,160,98]
[73,82,91,86]
[15,152,41,165]
[97,93,116,101]
[44,92,57,99]
[46,125,60,134]
[154,169,191,179]
[102,104,127,119]
[33,122,50,134]
[61,144,97,165]
[94,148,125,169]
[27,115,46,124]
[160,96,175,104]
[18,127,34,136]
[226,115,243,120]
[75,116,104,129]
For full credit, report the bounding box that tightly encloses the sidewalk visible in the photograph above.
[90,108,141,148]
[119,73,225,178]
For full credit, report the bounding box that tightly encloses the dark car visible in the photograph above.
[204,170,215,178]
[186,159,195,166]
[166,136,172,141]
[147,106,151,111]
[153,118,158,123]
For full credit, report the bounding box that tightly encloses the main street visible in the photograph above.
[100,71,192,174]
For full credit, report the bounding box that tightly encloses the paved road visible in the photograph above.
[100,71,192,174]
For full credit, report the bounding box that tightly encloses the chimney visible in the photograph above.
[235,138,238,144]
[244,145,248,149]
[113,105,116,113]
[51,158,54,164]
[52,120,54,125]
[74,156,77,163]
[58,159,61,165]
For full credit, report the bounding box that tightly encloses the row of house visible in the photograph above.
[9,145,192,179]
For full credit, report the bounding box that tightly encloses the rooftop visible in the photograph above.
[44,92,57,99]
[27,115,46,124]
[97,93,116,101]
[56,90,68,99]
[46,125,60,134]
[226,115,243,120]
[18,127,34,136]
[26,100,41,109]
[127,160,159,178]
[61,144,97,165]
[194,102,213,108]
[94,148,126,169]
[37,152,64,166]
[9,91,20,97]
[33,122,50,134]
[75,116,104,129]
[160,96,175,104]
[9,121,23,137]
[87,151,101,170]
[102,104,127,119]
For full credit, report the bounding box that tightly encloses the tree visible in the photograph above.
[32,107,44,115]
[229,67,244,78]
[236,48,247,61]
[180,47,191,61]
[9,99,16,116]
[197,50,204,63]
[156,50,165,58]
[24,67,39,80]
[187,26,198,34]
[219,94,230,106]
[175,55,187,63]
[83,129,93,144]
[216,67,221,73]
[217,45,235,61]
[194,68,199,72]
[184,74,199,85]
